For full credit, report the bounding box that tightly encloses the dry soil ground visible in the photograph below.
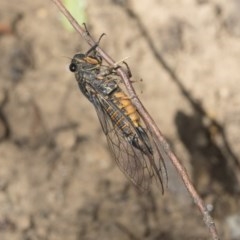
[1,1,240,240]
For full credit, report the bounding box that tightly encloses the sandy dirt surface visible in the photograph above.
[1,0,240,239]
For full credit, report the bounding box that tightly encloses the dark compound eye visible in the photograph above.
[69,63,77,72]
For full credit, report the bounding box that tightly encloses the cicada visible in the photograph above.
[69,43,167,192]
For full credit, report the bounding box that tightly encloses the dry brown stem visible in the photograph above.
[50,0,220,239]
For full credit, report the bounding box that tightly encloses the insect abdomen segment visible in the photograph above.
[112,91,140,128]
[107,90,152,156]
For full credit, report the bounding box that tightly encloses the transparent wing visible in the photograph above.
[91,94,167,192]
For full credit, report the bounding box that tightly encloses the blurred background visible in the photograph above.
[1,0,240,239]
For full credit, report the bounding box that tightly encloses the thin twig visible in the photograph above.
[50,0,220,239]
